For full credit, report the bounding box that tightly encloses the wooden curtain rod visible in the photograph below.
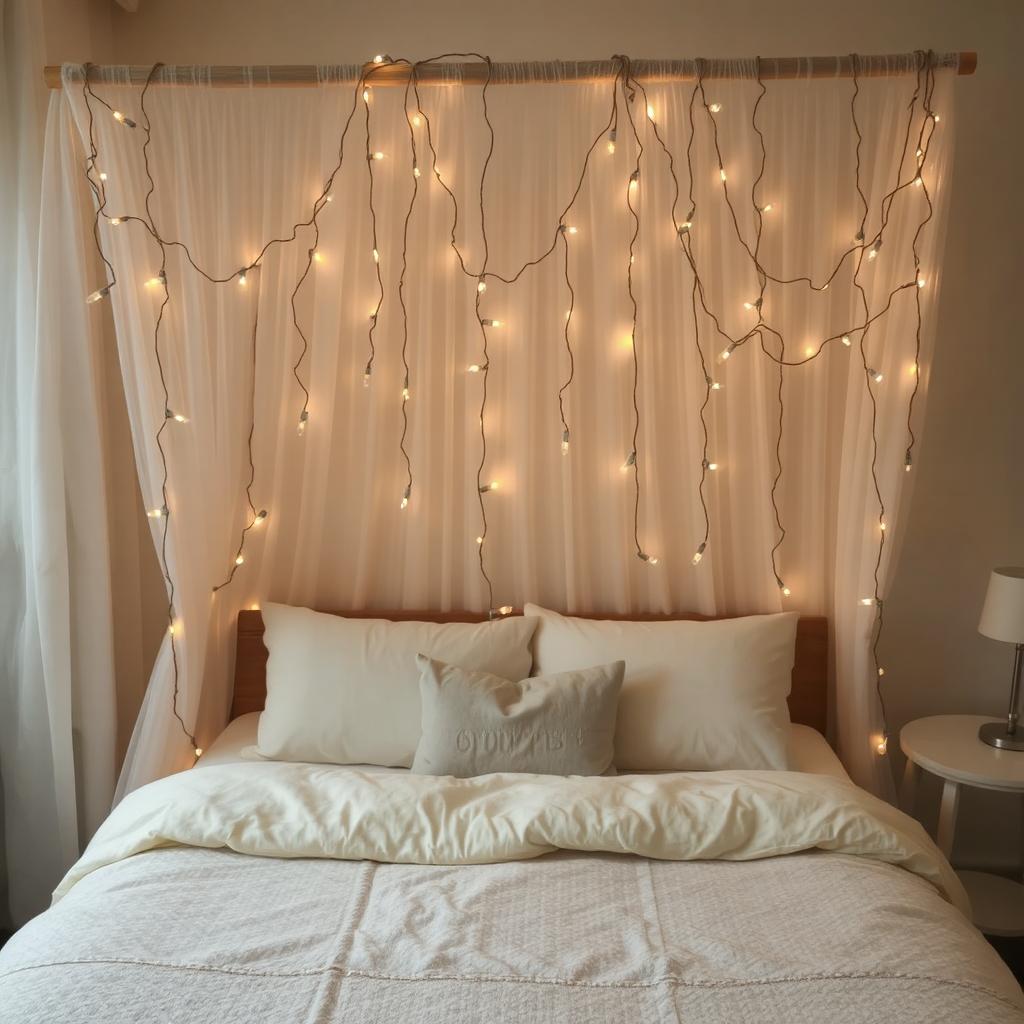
[44,51,977,89]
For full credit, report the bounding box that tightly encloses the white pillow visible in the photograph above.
[524,604,798,771]
[256,603,538,767]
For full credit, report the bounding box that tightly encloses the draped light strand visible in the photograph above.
[396,63,421,510]
[80,51,946,760]
[618,59,655,566]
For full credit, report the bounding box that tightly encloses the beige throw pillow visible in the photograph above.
[412,655,625,778]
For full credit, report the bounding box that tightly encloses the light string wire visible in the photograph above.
[396,61,420,509]
[213,280,265,591]
[81,52,943,755]
[617,57,654,564]
[82,62,198,752]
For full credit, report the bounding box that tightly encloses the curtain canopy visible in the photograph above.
[42,57,953,814]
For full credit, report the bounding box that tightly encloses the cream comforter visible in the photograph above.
[3,762,1022,1022]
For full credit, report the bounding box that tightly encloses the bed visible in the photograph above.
[1,609,1021,1023]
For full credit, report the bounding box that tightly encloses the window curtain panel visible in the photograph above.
[0,3,118,927]
[46,58,953,810]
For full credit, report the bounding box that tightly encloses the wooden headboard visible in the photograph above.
[232,609,829,736]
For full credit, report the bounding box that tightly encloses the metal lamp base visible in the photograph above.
[979,721,1024,751]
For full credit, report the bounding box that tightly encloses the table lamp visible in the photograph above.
[978,566,1024,750]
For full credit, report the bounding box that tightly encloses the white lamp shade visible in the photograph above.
[978,567,1024,644]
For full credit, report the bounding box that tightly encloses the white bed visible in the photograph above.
[1,716,1021,1023]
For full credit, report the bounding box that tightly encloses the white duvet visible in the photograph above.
[54,761,966,909]
[4,756,1022,1023]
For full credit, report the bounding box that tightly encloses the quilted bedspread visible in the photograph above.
[1,763,1021,1022]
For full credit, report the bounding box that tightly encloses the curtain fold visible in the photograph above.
[0,2,118,926]
[48,60,954,808]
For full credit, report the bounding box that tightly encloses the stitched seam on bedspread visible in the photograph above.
[1,958,1020,1011]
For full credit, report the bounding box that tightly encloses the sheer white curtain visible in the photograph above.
[0,2,118,925]
[48,58,953,807]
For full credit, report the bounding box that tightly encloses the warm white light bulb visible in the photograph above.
[475,535,483,545]
[917,277,926,288]
[481,318,502,327]
[638,552,659,566]
[194,747,203,758]
[400,496,409,510]
[497,605,513,616]
[842,335,852,347]
[172,412,188,423]
[878,667,886,677]
[238,270,247,285]
[109,217,122,225]
[146,506,166,519]
[561,429,570,453]
[413,166,421,178]
[719,168,727,182]
[875,735,888,756]
[372,248,380,263]
[780,585,791,597]
[932,113,940,123]
[566,226,578,235]
[297,410,309,436]
[710,381,722,390]
[412,114,422,127]
[869,369,883,383]
[363,88,370,102]
[761,203,773,213]
[373,54,384,63]
[112,110,135,127]
[99,171,108,181]
[402,386,410,401]
[860,597,875,606]
[86,285,112,304]
[914,176,923,187]
[467,363,482,373]
[313,251,323,263]
[235,554,245,566]
[372,151,385,161]
[607,140,616,154]
[478,278,487,293]
[706,461,718,471]
[646,104,655,119]
[708,102,722,113]
[479,481,499,493]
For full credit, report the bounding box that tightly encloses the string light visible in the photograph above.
[477,277,487,292]
[478,481,500,493]
[98,171,108,181]
[467,363,483,373]
[692,541,707,565]
[79,52,944,766]
[621,450,636,472]
[86,284,112,304]
[234,554,245,566]
[778,581,792,597]
[868,368,884,383]
[372,151,385,161]
[400,485,411,510]
[146,505,168,519]
[297,409,309,435]
[111,109,136,127]
[562,429,570,453]
[109,216,123,225]
[165,407,189,423]
[637,552,659,565]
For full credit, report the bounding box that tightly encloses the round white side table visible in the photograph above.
[900,714,1024,937]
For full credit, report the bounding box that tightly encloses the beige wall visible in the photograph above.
[44,1,1024,868]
